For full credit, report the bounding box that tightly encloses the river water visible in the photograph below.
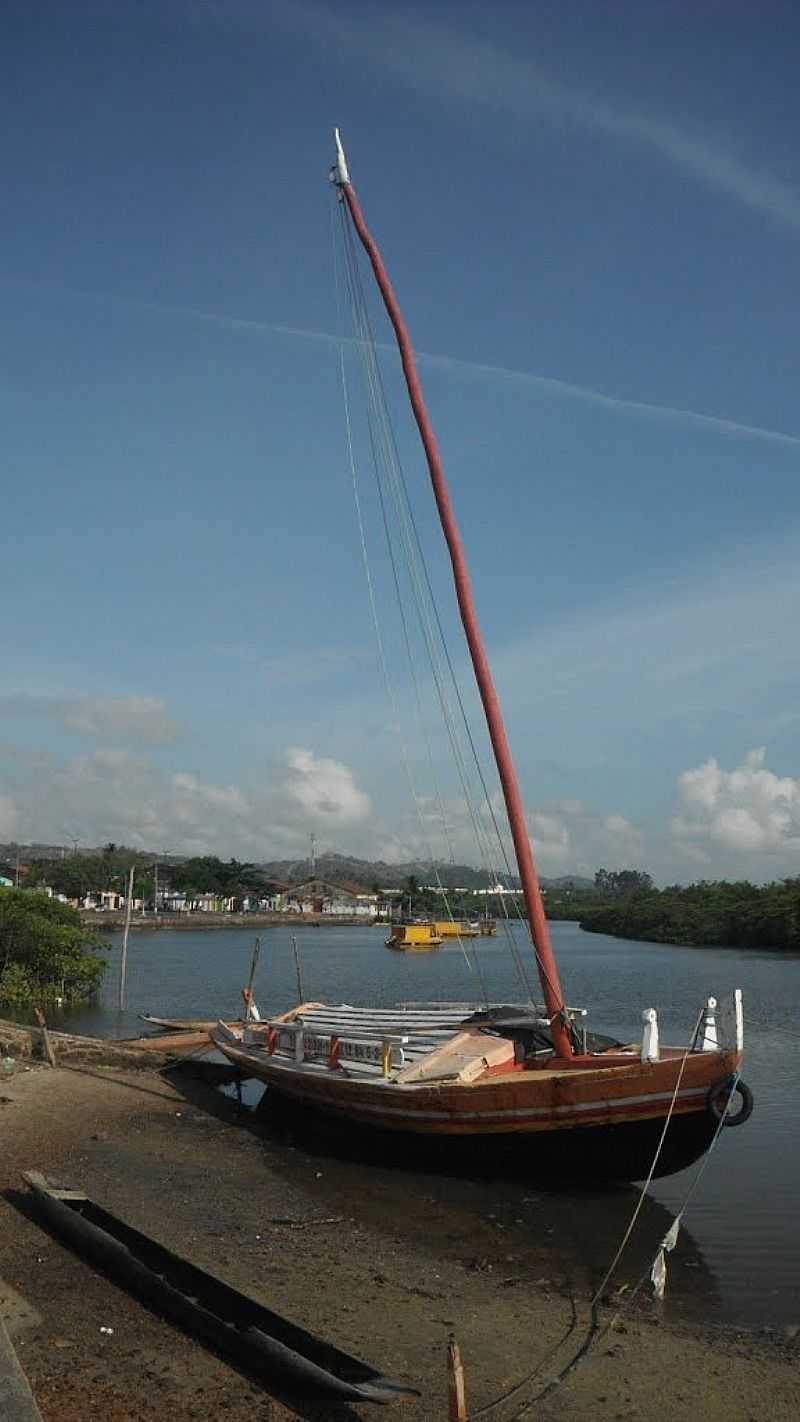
[29,920,799,1327]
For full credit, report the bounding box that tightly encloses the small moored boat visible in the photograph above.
[22,1172,416,1404]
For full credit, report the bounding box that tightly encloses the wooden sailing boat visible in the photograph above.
[212,132,752,1180]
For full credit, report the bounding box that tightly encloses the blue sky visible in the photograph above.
[1,0,799,881]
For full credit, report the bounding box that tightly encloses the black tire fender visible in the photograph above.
[707,1075,753,1127]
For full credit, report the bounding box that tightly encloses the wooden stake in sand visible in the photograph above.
[32,1009,56,1069]
[291,934,305,1002]
[447,1335,468,1421]
[243,937,262,1020]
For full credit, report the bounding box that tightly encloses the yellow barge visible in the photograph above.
[432,919,479,938]
[385,923,442,951]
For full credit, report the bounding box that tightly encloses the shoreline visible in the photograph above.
[0,1062,797,1421]
[83,910,383,931]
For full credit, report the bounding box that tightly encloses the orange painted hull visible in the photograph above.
[213,1030,741,1178]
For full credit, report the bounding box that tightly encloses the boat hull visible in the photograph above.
[384,938,442,951]
[260,1087,720,1180]
[212,1031,742,1181]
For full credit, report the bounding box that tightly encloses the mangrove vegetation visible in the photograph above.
[0,889,108,1005]
[580,877,800,951]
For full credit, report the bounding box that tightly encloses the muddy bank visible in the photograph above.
[85,912,380,931]
[0,1063,797,1422]
[0,1018,177,1069]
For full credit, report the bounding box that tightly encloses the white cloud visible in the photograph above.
[283,747,371,824]
[0,733,644,875]
[1,745,372,859]
[34,285,800,452]
[672,748,800,861]
[260,649,370,688]
[491,542,800,748]
[61,696,178,743]
[0,693,178,744]
[528,801,644,877]
[380,790,645,879]
[283,1,800,232]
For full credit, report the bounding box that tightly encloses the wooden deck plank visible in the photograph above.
[298,1006,468,1022]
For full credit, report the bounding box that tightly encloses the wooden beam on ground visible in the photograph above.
[0,1314,44,1421]
[447,1335,468,1420]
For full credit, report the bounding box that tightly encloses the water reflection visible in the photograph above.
[10,920,798,1324]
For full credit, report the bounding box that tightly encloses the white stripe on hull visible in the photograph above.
[257,1076,708,1124]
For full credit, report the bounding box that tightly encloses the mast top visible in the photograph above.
[333,128,350,186]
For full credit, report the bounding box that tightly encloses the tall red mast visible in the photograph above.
[333,131,573,1060]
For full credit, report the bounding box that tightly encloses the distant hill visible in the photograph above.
[1,842,594,893]
[256,852,593,893]
[258,851,518,891]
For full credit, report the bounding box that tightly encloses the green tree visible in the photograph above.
[403,874,420,916]
[0,889,108,1004]
[594,869,653,897]
[166,856,266,904]
[580,877,800,951]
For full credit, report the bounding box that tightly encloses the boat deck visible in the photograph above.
[226,1002,555,1086]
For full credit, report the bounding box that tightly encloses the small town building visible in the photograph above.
[280,879,378,917]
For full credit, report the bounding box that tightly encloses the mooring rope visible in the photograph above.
[473,1006,715,1420]
[588,1007,705,1310]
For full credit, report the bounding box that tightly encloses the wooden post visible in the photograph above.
[244,937,262,1020]
[291,934,305,1001]
[33,1009,56,1069]
[118,865,135,1011]
[447,1335,468,1421]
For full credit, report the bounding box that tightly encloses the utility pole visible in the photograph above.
[153,850,170,915]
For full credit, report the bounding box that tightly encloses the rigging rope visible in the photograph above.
[504,1065,747,1420]
[335,196,543,1003]
[588,1008,704,1311]
[332,195,489,996]
[335,186,580,1031]
[336,202,503,994]
[339,207,534,974]
[476,1008,732,1421]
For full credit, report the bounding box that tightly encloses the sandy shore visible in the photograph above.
[0,1062,797,1422]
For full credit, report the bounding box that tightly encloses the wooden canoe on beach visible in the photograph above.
[22,1172,417,1405]
[140,1013,248,1034]
[119,1029,214,1054]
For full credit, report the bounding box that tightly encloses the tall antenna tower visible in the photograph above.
[310,832,317,879]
